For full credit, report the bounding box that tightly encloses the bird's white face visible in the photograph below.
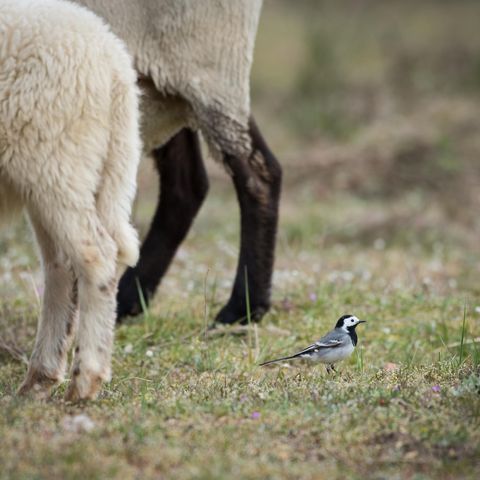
[340,315,363,332]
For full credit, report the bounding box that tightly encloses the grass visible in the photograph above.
[0,187,479,480]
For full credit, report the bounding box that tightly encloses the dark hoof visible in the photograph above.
[116,270,149,323]
[116,298,143,323]
[214,303,269,326]
[214,305,246,325]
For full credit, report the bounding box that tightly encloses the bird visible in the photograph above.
[259,314,366,372]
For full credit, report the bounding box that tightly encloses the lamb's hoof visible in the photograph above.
[64,383,83,402]
[17,369,59,400]
[65,370,104,402]
[214,302,268,326]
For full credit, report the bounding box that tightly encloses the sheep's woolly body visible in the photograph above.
[75,0,263,157]
[0,0,140,265]
[0,0,141,400]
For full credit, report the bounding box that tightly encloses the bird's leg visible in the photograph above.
[326,364,336,375]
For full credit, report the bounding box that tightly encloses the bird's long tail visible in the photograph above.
[259,354,301,366]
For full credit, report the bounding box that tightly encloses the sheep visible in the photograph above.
[74,0,283,326]
[0,0,141,400]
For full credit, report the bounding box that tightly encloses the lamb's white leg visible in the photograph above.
[18,214,79,399]
[23,201,119,401]
[59,214,119,402]
[65,272,117,401]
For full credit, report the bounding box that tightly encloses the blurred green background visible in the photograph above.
[251,0,480,240]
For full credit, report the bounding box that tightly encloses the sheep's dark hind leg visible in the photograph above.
[117,128,208,321]
[214,117,282,325]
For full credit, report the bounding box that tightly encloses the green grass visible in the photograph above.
[1,187,479,479]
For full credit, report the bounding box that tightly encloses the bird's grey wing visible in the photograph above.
[259,330,348,366]
[316,329,349,345]
[293,334,345,356]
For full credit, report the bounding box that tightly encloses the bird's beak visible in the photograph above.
[358,320,366,324]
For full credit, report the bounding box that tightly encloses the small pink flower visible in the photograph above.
[281,298,294,312]
[251,411,260,420]
[431,385,441,393]
[309,293,317,302]
[384,362,399,372]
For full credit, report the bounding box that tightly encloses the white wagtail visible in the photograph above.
[260,315,366,372]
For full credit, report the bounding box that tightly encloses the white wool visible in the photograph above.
[0,0,142,400]
[74,0,263,157]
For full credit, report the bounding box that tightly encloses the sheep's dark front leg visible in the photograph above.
[117,128,208,320]
[214,117,282,325]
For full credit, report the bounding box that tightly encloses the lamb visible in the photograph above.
[0,0,141,400]
[74,0,283,326]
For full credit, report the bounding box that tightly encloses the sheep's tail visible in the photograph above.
[96,64,142,268]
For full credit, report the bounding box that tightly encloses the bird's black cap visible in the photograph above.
[335,314,355,328]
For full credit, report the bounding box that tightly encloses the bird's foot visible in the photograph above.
[326,364,337,375]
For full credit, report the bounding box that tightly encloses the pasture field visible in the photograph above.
[1,1,480,478]
[1,187,479,479]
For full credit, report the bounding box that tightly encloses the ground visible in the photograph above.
[1,186,479,479]
[1,1,480,479]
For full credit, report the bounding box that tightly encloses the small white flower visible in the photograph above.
[145,349,154,358]
[124,343,133,354]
